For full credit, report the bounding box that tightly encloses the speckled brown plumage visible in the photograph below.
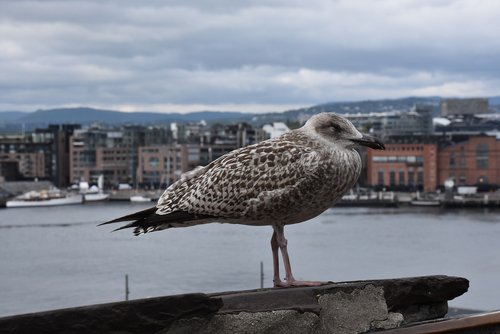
[103,112,384,234]
[101,112,385,287]
[155,130,361,226]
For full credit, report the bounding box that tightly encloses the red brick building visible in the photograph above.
[438,135,500,188]
[366,135,500,191]
[366,143,438,192]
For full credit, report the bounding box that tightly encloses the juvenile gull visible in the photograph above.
[101,113,385,287]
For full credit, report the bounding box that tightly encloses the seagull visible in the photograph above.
[101,113,385,287]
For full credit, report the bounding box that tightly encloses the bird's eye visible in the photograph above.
[331,124,342,131]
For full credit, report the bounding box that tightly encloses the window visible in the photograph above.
[459,146,466,167]
[389,170,396,186]
[149,157,160,168]
[417,169,424,185]
[373,156,387,162]
[449,153,455,168]
[408,169,415,185]
[188,148,200,161]
[399,169,405,185]
[476,143,488,169]
[377,169,384,185]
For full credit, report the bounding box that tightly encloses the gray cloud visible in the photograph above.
[0,0,499,112]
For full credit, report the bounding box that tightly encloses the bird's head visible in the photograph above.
[305,112,385,150]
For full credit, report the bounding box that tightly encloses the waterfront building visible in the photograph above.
[366,134,500,191]
[0,151,45,181]
[136,144,236,188]
[438,135,500,190]
[0,128,72,183]
[366,143,438,192]
[33,124,81,187]
[210,123,266,148]
[136,122,265,188]
[69,124,172,187]
[136,145,181,188]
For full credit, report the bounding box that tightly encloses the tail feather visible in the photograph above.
[100,207,214,235]
[99,207,157,225]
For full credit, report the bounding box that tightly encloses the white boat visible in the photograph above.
[79,176,110,202]
[410,199,441,207]
[84,192,110,202]
[6,189,83,208]
[130,195,152,202]
[410,191,441,207]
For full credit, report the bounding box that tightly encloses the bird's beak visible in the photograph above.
[350,134,385,150]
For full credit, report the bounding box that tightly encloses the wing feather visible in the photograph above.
[155,136,324,221]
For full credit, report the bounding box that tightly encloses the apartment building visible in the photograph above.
[70,147,132,186]
[0,152,46,180]
[70,127,128,185]
[136,144,236,188]
[0,134,52,181]
[68,124,172,186]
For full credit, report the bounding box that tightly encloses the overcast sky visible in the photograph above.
[1,0,499,113]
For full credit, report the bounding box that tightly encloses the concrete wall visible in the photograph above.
[0,275,469,334]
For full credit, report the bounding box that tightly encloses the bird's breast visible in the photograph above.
[260,148,362,226]
[310,149,361,203]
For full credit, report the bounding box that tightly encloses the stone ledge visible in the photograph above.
[380,310,500,334]
[0,275,469,334]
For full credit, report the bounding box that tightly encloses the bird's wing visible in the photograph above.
[156,138,327,221]
[101,135,341,234]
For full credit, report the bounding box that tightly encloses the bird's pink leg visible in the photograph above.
[272,225,328,288]
[270,231,282,286]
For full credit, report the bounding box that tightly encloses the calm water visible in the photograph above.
[0,202,499,316]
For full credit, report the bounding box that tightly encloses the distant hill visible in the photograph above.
[315,96,441,113]
[18,107,249,125]
[252,97,442,124]
[0,111,28,122]
[0,107,252,133]
[0,96,498,133]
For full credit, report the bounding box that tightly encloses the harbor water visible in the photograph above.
[0,202,499,316]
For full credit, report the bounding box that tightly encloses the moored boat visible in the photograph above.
[6,189,83,208]
[79,175,110,202]
[410,199,441,206]
[410,191,442,207]
[84,192,110,202]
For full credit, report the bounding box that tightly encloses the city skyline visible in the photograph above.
[2,99,500,192]
[1,0,500,113]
